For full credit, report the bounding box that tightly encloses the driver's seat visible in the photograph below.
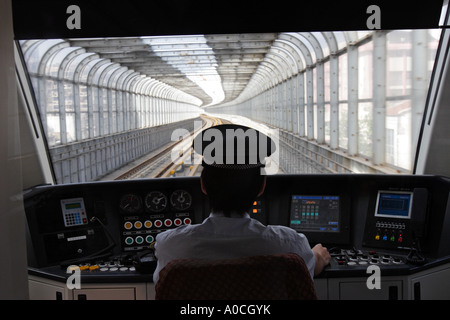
[155,253,317,300]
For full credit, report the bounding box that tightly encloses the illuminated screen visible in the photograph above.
[65,203,81,210]
[290,195,340,233]
[375,191,412,219]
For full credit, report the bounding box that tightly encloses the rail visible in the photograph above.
[113,115,229,180]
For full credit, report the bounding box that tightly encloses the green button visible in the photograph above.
[135,236,144,244]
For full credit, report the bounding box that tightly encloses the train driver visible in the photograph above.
[152,124,331,284]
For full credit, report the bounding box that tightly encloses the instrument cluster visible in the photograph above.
[119,189,192,214]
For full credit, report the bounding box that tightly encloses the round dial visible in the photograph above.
[119,193,142,214]
[145,191,168,212]
[170,190,192,211]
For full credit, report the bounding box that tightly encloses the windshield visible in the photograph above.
[19,29,441,183]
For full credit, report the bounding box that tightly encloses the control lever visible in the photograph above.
[406,240,427,265]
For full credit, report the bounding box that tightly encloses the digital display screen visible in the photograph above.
[65,203,81,210]
[290,195,340,233]
[375,191,412,219]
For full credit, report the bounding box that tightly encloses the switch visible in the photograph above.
[154,220,162,228]
[124,221,133,230]
[144,220,152,228]
[135,236,144,244]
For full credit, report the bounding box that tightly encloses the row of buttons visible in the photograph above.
[67,263,136,273]
[124,234,154,245]
[334,249,404,267]
[123,217,192,230]
[375,221,406,230]
[375,229,404,243]
[338,255,404,266]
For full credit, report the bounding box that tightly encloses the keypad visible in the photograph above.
[64,212,83,226]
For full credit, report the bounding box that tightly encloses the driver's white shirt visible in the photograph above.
[152,212,315,283]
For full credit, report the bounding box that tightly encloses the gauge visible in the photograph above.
[145,191,168,212]
[119,193,142,214]
[170,190,192,211]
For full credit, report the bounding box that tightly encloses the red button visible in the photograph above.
[174,218,182,226]
[184,218,191,225]
[154,220,162,228]
[164,219,172,227]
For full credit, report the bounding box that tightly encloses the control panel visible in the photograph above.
[24,178,203,270]
[362,188,428,251]
[119,189,194,252]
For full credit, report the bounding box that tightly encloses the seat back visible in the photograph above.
[155,253,317,300]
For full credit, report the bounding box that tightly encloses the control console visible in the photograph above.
[25,174,450,284]
[362,188,428,251]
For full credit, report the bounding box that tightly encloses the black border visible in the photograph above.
[12,0,444,40]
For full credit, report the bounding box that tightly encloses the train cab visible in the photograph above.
[2,0,450,306]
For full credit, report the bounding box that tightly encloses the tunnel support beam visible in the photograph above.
[316,61,325,144]
[347,44,359,156]
[306,68,314,140]
[373,31,387,165]
[297,73,306,137]
[330,53,339,150]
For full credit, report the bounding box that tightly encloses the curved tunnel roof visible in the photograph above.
[22,32,376,108]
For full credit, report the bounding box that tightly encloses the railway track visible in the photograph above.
[113,115,230,180]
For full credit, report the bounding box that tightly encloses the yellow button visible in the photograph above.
[79,265,89,271]
[144,220,152,228]
[124,221,133,230]
[89,265,99,271]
